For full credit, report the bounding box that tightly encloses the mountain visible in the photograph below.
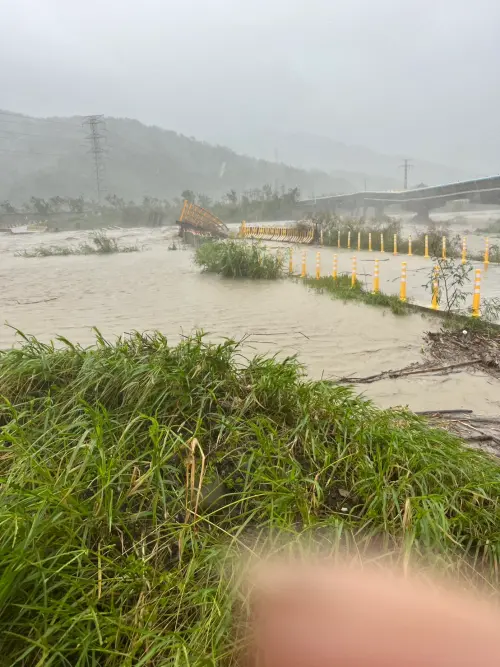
[0,112,354,204]
[207,129,485,190]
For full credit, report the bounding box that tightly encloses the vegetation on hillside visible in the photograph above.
[0,331,500,664]
[0,114,346,204]
[195,240,284,278]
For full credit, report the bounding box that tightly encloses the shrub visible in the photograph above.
[195,240,284,278]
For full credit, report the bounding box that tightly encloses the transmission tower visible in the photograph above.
[82,115,107,202]
[399,158,413,190]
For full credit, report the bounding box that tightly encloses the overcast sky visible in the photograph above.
[1,0,499,172]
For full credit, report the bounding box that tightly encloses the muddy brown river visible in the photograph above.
[1,226,499,415]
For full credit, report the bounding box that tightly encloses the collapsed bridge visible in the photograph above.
[177,201,229,240]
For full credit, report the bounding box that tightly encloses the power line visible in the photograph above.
[82,115,107,202]
[399,158,413,190]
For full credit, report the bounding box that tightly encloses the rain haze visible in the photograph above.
[1,0,500,175]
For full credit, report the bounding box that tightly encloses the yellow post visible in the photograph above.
[357,231,361,251]
[424,234,429,258]
[301,251,306,278]
[373,258,380,293]
[461,237,467,265]
[320,228,324,246]
[337,230,341,249]
[289,248,293,275]
[380,233,384,253]
[442,236,446,260]
[431,265,439,310]
[393,234,398,255]
[315,251,321,280]
[347,231,351,249]
[351,256,357,287]
[484,237,490,267]
[400,262,407,302]
[368,232,372,251]
[332,254,338,279]
[408,235,412,256]
[472,268,481,317]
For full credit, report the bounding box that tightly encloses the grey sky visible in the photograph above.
[1,0,499,172]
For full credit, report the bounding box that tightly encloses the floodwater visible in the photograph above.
[0,226,499,415]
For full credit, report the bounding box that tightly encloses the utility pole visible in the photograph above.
[83,115,107,202]
[399,158,413,190]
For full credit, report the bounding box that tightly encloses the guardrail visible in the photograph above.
[239,222,314,244]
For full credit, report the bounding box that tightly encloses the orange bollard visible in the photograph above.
[347,231,351,249]
[332,254,338,279]
[301,251,306,278]
[484,237,490,267]
[315,251,321,280]
[442,236,446,260]
[408,235,412,256]
[399,262,407,302]
[373,258,380,293]
[431,265,439,310]
[289,248,293,275]
[461,237,467,265]
[472,268,481,317]
[368,232,372,251]
[357,231,361,251]
[337,230,341,249]
[424,234,429,258]
[393,234,398,255]
[351,256,357,287]
[380,233,384,253]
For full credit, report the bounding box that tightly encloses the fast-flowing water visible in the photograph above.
[1,226,499,414]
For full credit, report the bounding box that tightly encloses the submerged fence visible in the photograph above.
[240,222,314,244]
[288,248,485,317]
[239,222,494,267]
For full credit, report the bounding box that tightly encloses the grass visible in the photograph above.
[16,231,139,257]
[303,274,409,315]
[1,330,500,664]
[195,240,284,278]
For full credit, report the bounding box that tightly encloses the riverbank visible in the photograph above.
[1,331,500,664]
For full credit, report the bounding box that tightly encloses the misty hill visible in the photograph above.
[212,129,483,190]
[0,112,355,204]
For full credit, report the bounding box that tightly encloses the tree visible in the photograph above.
[0,201,16,213]
[68,197,85,214]
[423,258,472,314]
[105,194,125,209]
[49,196,66,212]
[262,184,273,200]
[197,193,213,209]
[181,190,195,203]
[30,197,51,215]
[225,189,238,205]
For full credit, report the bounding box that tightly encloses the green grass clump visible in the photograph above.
[17,231,139,258]
[303,274,409,315]
[195,240,284,278]
[0,331,500,662]
[0,331,500,664]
